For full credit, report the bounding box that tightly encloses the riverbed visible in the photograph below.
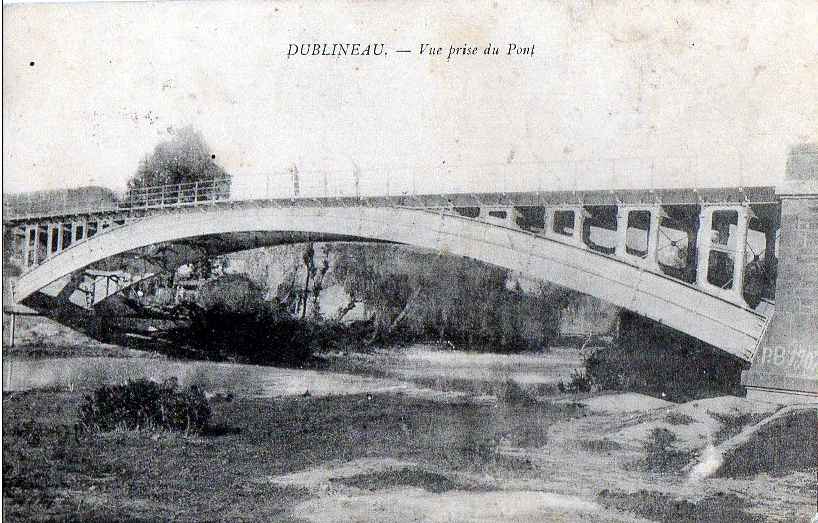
[3,345,814,522]
[2,345,583,398]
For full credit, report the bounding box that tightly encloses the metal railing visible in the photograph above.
[121,177,232,209]
[2,151,784,220]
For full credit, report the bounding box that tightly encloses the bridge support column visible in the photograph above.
[33,225,43,265]
[646,207,662,271]
[764,223,777,261]
[695,208,713,288]
[573,208,586,246]
[742,145,818,403]
[23,226,33,267]
[45,223,54,259]
[730,206,751,304]
[614,207,628,257]
[8,311,15,347]
[56,222,65,252]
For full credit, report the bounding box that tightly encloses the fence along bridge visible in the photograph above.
[4,168,780,362]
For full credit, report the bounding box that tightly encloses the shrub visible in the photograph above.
[79,379,210,433]
[572,311,749,402]
[498,379,537,406]
[597,489,763,522]
[709,411,768,445]
[638,428,695,472]
[558,369,593,394]
[664,412,695,426]
[196,273,265,315]
[167,273,319,365]
[579,438,623,453]
[181,307,316,365]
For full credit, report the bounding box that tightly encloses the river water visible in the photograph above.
[2,346,582,398]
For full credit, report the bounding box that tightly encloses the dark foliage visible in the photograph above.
[196,273,266,315]
[331,468,463,494]
[182,306,316,365]
[709,411,768,445]
[598,488,764,522]
[330,244,574,352]
[557,369,593,394]
[664,411,695,425]
[128,126,229,190]
[578,438,623,453]
[577,311,749,402]
[161,273,317,365]
[637,428,695,472]
[78,379,210,433]
[714,407,817,477]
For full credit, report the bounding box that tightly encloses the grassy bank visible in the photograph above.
[6,383,813,522]
[2,388,578,521]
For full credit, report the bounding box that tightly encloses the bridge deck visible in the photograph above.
[3,185,778,223]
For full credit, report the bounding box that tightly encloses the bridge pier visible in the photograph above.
[742,145,818,403]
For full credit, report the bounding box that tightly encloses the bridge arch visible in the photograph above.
[14,204,766,361]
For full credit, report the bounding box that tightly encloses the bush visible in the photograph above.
[79,379,210,433]
[181,307,316,365]
[166,274,318,365]
[664,411,695,425]
[579,438,623,453]
[572,311,749,402]
[498,379,538,406]
[638,428,695,472]
[196,273,265,315]
[558,369,593,394]
[709,411,768,445]
[597,488,763,522]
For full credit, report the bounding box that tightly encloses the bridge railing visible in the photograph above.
[121,177,232,209]
[3,151,790,219]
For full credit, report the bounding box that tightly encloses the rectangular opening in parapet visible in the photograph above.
[87,222,98,237]
[626,210,650,257]
[49,226,60,254]
[454,207,480,218]
[709,210,738,248]
[488,210,507,220]
[36,226,47,263]
[743,214,777,305]
[27,228,37,267]
[707,210,738,289]
[552,210,575,236]
[61,224,72,250]
[514,207,545,233]
[583,206,616,254]
[657,205,697,284]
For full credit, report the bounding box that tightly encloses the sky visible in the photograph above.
[3,0,817,195]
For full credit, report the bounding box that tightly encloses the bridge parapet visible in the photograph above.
[4,176,780,319]
[3,159,780,221]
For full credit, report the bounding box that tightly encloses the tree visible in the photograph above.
[196,273,265,315]
[128,126,230,197]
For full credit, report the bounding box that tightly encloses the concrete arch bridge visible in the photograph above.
[4,177,780,365]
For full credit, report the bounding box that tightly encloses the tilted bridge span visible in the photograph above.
[4,173,780,365]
